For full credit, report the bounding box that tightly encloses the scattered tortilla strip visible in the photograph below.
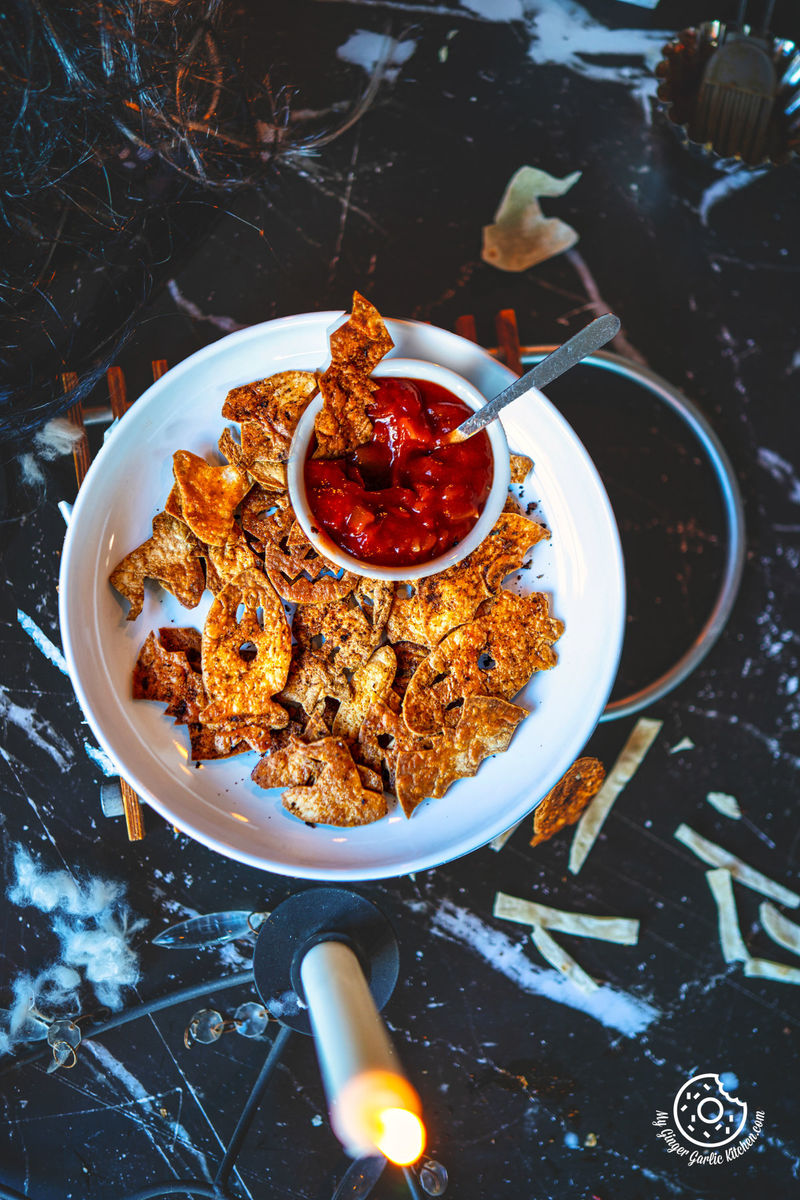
[669,736,695,754]
[569,718,662,875]
[759,902,800,958]
[482,166,581,273]
[744,958,800,985]
[403,590,562,735]
[529,925,599,994]
[395,696,526,817]
[201,568,291,725]
[509,453,533,484]
[494,892,639,944]
[172,450,249,546]
[332,645,397,740]
[705,869,750,964]
[706,791,742,820]
[674,824,800,909]
[251,736,387,826]
[109,511,205,621]
[490,821,523,852]
[531,757,605,848]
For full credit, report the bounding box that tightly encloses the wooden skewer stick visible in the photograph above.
[61,372,91,486]
[495,309,523,376]
[66,365,146,842]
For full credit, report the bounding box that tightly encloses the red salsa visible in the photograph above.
[304,377,493,567]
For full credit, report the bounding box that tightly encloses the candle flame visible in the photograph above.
[373,1107,426,1166]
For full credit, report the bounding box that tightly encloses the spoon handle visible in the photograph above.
[449,312,621,443]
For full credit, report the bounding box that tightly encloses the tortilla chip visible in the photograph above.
[417,512,549,644]
[357,697,428,791]
[200,568,291,724]
[110,510,205,621]
[222,370,318,436]
[133,627,206,724]
[354,578,395,639]
[314,293,394,458]
[314,366,377,459]
[330,292,394,373]
[509,453,534,484]
[172,450,250,546]
[188,723,251,760]
[220,425,288,491]
[403,589,563,734]
[292,595,378,669]
[263,542,357,606]
[391,641,429,701]
[277,646,351,720]
[333,645,397,740]
[240,484,293,546]
[206,524,262,587]
[530,757,605,847]
[395,696,527,817]
[386,586,428,647]
[251,736,387,826]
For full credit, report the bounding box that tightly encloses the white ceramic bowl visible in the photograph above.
[287,357,511,581]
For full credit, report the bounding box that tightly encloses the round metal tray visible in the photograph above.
[519,347,746,722]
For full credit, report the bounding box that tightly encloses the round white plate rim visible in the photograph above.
[59,311,625,880]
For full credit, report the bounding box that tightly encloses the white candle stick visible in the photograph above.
[300,939,425,1164]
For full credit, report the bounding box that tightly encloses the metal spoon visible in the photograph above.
[445,312,621,444]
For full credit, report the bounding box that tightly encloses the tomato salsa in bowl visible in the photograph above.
[288,358,511,581]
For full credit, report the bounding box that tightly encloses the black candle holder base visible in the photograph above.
[252,887,400,1035]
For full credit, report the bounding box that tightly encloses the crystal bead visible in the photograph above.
[187,1009,224,1044]
[46,1019,81,1049]
[234,1002,269,1038]
[418,1158,448,1196]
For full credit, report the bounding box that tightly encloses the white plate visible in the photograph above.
[59,313,625,881]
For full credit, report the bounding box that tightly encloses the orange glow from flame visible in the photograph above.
[332,1070,425,1163]
[373,1107,426,1166]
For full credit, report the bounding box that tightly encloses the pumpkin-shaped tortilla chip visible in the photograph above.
[403,590,563,735]
[201,568,291,724]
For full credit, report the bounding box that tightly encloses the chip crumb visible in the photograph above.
[706,791,742,820]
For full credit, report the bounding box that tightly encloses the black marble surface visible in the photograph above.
[2,2,800,1198]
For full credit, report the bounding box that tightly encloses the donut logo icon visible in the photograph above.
[672,1074,748,1149]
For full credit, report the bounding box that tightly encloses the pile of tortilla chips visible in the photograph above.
[110,293,565,828]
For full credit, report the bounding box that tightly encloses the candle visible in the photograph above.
[300,939,426,1165]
